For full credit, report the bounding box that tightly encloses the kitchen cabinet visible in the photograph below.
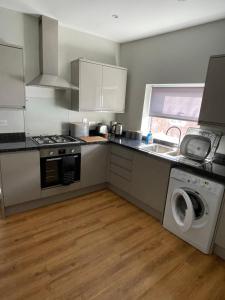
[0,151,41,207]
[71,59,127,112]
[108,144,171,220]
[81,144,109,187]
[0,43,25,108]
[132,152,171,217]
[72,59,102,111]
[108,145,134,194]
[102,65,127,112]
[199,55,225,126]
[215,195,225,253]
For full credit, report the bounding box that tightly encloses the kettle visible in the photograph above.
[115,123,123,136]
[110,121,117,134]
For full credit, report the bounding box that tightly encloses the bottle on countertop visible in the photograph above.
[145,131,152,144]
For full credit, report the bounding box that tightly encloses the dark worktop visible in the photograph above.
[0,135,225,182]
[0,137,39,153]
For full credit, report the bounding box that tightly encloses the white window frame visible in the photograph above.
[141,83,205,134]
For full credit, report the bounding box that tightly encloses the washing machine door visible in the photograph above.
[171,188,195,232]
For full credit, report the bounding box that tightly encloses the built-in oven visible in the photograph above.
[40,146,81,188]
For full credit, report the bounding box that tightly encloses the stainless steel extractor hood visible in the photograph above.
[27,16,78,90]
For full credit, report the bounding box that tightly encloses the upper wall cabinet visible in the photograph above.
[102,65,127,112]
[199,55,225,126]
[71,59,127,112]
[0,43,25,108]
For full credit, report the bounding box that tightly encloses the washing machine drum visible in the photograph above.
[171,188,205,232]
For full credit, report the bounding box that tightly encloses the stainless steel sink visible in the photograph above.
[138,143,182,159]
[139,143,176,154]
[165,149,181,157]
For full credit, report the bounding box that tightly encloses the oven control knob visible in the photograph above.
[71,149,75,153]
[49,151,54,156]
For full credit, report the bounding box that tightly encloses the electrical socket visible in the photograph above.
[0,120,8,126]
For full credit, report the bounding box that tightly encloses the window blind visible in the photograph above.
[149,86,204,121]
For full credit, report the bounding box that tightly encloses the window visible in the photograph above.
[141,84,204,142]
[150,117,199,141]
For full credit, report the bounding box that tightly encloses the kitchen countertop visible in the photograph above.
[0,137,39,153]
[0,137,87,153]
[0,135,225,182]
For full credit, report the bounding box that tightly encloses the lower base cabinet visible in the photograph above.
[214,196,225,258]
[0,151,41,207]
[0,144,171,221]
[108,145,171,219]
[81,144,109,187]
[108,145,134,194]
[132,153,171,215]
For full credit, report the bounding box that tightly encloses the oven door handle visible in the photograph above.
[46,157,62,162]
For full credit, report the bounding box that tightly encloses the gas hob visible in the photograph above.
[32,135,80,145]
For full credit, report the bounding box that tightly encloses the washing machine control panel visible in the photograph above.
[171,168,224,196]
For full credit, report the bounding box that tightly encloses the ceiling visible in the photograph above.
[0,0,225,43]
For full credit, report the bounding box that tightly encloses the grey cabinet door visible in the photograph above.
[0,44,25,108]
[132,153,171,214]
[1,151,41,207]
[108,145,134,194]
[199,55,225,126]
[102,66,127,112]
[81,144,109,187]
[79,60,102,111]
[215,195,225,249]
[71,59,127,112]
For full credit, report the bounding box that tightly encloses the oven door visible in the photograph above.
[41,154,81,188]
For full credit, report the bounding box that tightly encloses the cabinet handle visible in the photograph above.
[46,158,62,162]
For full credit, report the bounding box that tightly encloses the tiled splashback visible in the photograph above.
[25,87,70,136]
[0,109,25,133]
[0,86,115,136]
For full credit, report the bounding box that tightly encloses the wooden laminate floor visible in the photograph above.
[0,189,225,300]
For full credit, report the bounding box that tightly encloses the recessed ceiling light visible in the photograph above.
[112,14,119,19]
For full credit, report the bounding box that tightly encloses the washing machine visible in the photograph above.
[163,168,224,254]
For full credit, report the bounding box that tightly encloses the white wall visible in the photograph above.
[117,19,225,131]
[25,23,120,136]
[25,86,118,136]
[57,25,119,133]
[0,7,120,135]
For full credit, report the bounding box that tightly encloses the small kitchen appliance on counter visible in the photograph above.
[70,122,89,138]
[110,121,117,135]
[115,123,123,136]
[96,123,108,136]
[109,122,123,137]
